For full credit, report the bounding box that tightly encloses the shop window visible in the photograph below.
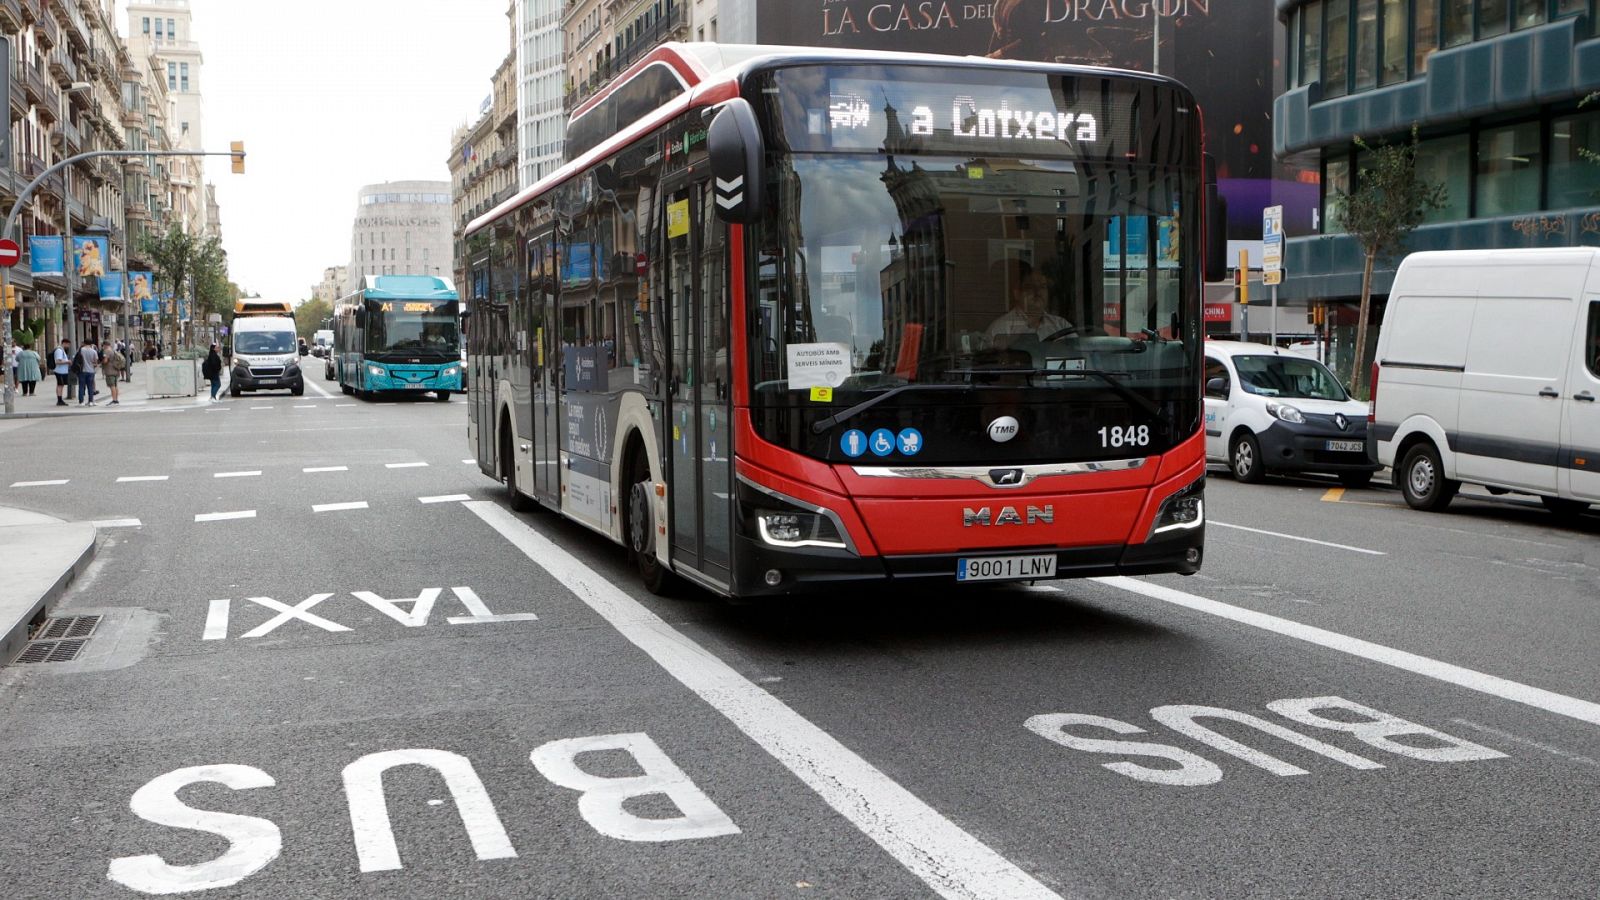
[1323,156,1351,232]
[1476,121,1541,217]
[1479,0,1509,37]
[1514,0,1546,27]
[1354,0,1379,91]
[1548,112,1600,210]
[1415,0,1439,72]
[1381,0,1408,84]
[1303,0,1324,86]
[1443,0,1473,45]
[1415,135,1470,222]
[1325,0,1350,97]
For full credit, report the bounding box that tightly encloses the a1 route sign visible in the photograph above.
[0,238,19,268]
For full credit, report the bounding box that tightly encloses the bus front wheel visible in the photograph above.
[434,391,451,402]
[626,450,674,595]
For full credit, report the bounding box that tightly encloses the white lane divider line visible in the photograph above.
[10,479,68,487]
[461,458,475,464]
[1094,576,1600,729]
[313,501,369,513]
[93,518,142,528]
[214,470,262,479]
[195,510,256,522]
[1210,520,1386,556]
[204,407,230,412]
[303,466,348,473]
[467,501,1063,900]
[156,408,185,413]
[294,404,318,409]
[116,475,169,483]
[251,405,273,410]
[385,462,428,469]
[419,494,471,504]
[336,403,356,407]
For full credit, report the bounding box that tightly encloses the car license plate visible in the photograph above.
[404,382,427,389]
[1325,440,1364,452]
[956,554,1057,582]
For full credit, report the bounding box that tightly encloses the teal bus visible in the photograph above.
[332,275,464,400]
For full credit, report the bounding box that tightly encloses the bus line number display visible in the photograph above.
[375,302,436,313]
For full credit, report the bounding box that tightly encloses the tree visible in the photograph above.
[1337,128,1446,397]
[140,224,229,353]
[294,299,332,338]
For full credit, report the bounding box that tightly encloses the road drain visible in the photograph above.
[11,615,102,664]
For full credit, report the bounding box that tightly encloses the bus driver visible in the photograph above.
[986,268,1073,347]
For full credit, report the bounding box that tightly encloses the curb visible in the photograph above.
[0,524,97,664]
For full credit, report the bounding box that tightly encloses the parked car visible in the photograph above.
[1204,340,1377,487]
[1371,248,1600,518]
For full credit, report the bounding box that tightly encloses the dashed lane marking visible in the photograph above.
[214,471,263,479]
[469,501,1064,900]
[303,466,348,473]
[10,480,68,487]
[195,510,256,522]
[462,459,474,464]
[313,501,369,513]
[294,405,318,409]
[385,462,428,469]
[1094,576,1600,729]
[419,494,471,504]
[204,407,230,413]
[1210,520,1386,556]
[116,476,169,483]
[250,405,273,410]
[93,519,142,528]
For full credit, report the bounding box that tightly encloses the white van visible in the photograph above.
[229,316,304,396]
[1371,248,1600,518]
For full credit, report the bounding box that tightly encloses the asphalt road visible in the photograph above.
[0,393,1596,899]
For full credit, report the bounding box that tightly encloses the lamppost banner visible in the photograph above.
[99,273,127,302]
[129,271,155,306]
[28,236,64,276]
[73,236,108,279]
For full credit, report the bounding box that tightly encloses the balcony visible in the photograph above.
[615,3,686,72]
[17,0,32,22]
[22,61,47,105]
[50,117,81,155]
[48,47,77,87]
[33,1,58,48]
[53,0,90,52]
[0,0,23,32]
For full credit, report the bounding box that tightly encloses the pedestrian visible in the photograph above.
[76,340,99,405]
[16,343,41,396]
[202,342,223,400]
[52,339,72,406]
[100,340,124,405]
[8,342,17,386]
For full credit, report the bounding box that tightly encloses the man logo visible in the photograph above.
[1334,413,1349,431]
[990,468,1024,486]
[988,416,1020,443]
[962,505,1053,527]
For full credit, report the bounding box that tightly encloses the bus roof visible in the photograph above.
[464,42,1181,240]
[351,274,458,301]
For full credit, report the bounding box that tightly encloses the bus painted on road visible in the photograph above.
[463,43,1212,598]
[333,275,463,401]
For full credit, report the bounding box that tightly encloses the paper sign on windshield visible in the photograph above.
[786,343,850,390]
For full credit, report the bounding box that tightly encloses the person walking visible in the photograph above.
[100,340,124,405]
[202,343,223,400]
[76,340,99,405]
[52,339,72,406]
[16,344,41,396]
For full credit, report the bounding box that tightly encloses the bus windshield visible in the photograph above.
[365,299,460,356]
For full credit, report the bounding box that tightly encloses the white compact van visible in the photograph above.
[229,315,305,396]
[1371,248,1600,518]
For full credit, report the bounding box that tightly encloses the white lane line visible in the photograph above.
[303,466,348,473]
[93,518,142,528]
[10,479,68,487]
[214,470,262,479]
[467,501,1062,900]
[462,458,475,464]
[156,408,185,413]
[336,403,356,407]
[385,462,428,469]
[294,404,318,409]
[116,475,170,483]
[204,407,230,412]
[313,501,369,513]
[1210,520,1386,556]
[195,510,256,522]
[419,494,471,504]
[305,378,336,399]
[1095,576,1600,728]
[251,405,273,410]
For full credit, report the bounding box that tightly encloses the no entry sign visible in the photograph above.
[0,238,19,267]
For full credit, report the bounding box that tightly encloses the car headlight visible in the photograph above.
[1266,401,1305,424]
[755,510,848,549]
[366,364,385,377]
[1149,477,1205,539]
[285,359,300,372]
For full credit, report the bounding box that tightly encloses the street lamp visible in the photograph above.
[62,81,92,349]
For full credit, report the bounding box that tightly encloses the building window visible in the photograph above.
[1303,0,1324,86]
[1514,0,1546,27]
[1477,121,1541,216]
[1415,0,1439,73]
[154,18,163,38]
[1443,0,1472,45]
[1548,111,1600,209]
[1558,0,1589,16]
[1479,0,1509,37]
[1415,134,1470,222]
[142,17,150,34]
[1288,9,1301,87]
[167,62,176,91]
[1325,0,1350,97]
[1380,0,1407,85]
[168,19,176,39]
[1354,0,1379,91]
[1323,156,1351,232]
[180,63,189,92]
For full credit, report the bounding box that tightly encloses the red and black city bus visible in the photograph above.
[463,43,1214,598]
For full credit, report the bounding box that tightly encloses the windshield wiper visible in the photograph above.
[810,382,1005,434]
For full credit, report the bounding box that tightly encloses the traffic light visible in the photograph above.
[3,284,14,310]
[1235,249,1249,306]
[230,141,245,174]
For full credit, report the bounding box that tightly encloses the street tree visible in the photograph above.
[140,224,228,353]
[295,298,332,338]
[1337,127,1446,397]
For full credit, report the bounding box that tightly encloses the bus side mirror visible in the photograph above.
[708,98,765,225]
[354,309,366,328]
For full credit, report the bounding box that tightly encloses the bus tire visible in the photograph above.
[340,383,353,395]
[625,445,674,596]
[433,391,450,402]
[502,415,536,513]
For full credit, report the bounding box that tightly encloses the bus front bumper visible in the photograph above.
[363,364,463,393]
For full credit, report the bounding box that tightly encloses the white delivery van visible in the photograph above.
[1371,248,1600,518]
[229,315,305,396]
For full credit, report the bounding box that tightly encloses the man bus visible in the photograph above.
[332,275,462,401]
[464,43,1215,598]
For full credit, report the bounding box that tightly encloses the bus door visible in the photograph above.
[468,250,496,470]
[530,229,560,504]
[663,177,733,585]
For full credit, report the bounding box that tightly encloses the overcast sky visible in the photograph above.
[114,0,510,301]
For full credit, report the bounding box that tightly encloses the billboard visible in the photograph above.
[129,271,156,306]
[99,273,126,302]
[28,236,64,277]
[73,236,108,279]
[753,0,1308,239]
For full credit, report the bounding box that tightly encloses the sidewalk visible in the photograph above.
[0,506,96,664]
[1,360,229,419]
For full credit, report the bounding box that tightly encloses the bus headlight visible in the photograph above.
[442,365,461,377]
[1149,477,1204,539]
[366,364,385,377]
[756,510,848,549]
